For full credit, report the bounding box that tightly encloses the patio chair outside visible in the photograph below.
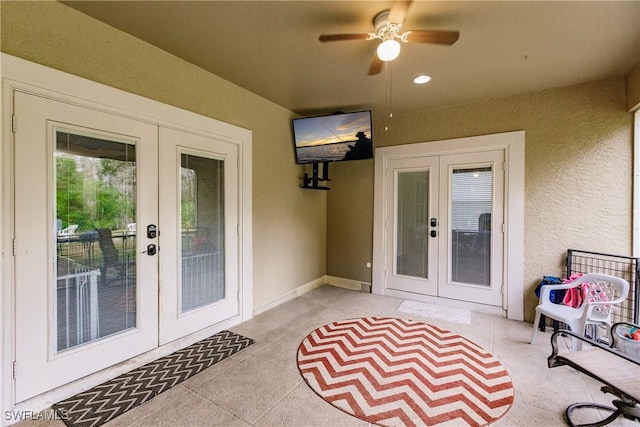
[96,228,133,285]
[57,224,78,236]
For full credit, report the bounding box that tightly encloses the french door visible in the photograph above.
[13,92,239,402]
[384,150,505,306]
[158,128,238,344]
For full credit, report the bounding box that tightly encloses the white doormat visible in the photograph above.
[397,300,471,324]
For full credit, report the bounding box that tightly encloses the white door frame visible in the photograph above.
[1,54,252,418]
[372,131,524,320]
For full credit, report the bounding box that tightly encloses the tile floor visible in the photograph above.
[17,285,638,426]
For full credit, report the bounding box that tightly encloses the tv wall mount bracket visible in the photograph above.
[301,162,331,190]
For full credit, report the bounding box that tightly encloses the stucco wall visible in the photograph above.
[328,78,633,322]
[0,1,327,310]
[628,60,640,111]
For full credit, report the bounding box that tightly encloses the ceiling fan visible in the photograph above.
[319,0,459,75]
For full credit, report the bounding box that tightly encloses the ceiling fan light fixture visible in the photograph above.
[377,39,401,62]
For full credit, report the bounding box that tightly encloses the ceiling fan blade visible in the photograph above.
[388,0,412,24]
[319,33,369,42]
[406,30,460,45]
[368,55,383,76]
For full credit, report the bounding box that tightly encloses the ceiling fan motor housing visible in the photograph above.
[369,10,410,42]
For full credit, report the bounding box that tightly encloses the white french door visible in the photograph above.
[158,128,238,344]
[384,150,505,306]
[385,156,440,295]
[14,92,159,402]
[13,92,239,402]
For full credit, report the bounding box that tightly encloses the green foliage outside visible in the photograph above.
[181,167,196,229]
[57,156,198,233]
[56,155,136,232]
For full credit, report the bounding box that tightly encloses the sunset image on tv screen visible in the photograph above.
[293,111,372,163]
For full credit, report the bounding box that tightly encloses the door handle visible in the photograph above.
[430,218,437,227]
[143,244,157,256]
[430,230,437,238]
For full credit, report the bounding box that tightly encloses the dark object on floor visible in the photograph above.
[548,322,640,426]
[534,275,564,332]
[53,330,254,427]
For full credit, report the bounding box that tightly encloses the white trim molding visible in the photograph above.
[324,275,371,292]
[372,131,525,321]
[253,276,372,317]
[253,277,326,316]
[633,111,639,257]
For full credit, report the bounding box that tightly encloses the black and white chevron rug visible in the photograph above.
[54,330,254,427]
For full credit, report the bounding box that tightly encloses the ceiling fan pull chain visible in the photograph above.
[390,65,393,119]
[388,62,393,118]
[385,62,393,131]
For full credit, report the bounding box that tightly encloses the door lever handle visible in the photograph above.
[142,244,157,256]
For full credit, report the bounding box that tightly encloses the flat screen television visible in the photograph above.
[292,110,373,164]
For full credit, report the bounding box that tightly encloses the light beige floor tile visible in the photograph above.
[103,385,190,427]
[23,285,638,427]
[329,288,401,313]
[129,388,249,427]
[255,382,370,427]
[228,315,293,355]
[251,320,320,375]
[180,346,255,390]
[191,356,302,424]
[494,397,567,426]
[8,409,66,427]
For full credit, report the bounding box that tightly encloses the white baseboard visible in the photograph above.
[253,276,326,316]
[252,275,372,316]
[324,275,371,292]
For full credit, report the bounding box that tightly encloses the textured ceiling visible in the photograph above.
[63,1,640,119]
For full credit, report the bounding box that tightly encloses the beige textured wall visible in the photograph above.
[328,78,633,321]
[327,159,375,282]
[0,1,327,309]
[628,60,640,111]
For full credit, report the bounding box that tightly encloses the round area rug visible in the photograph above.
[297,316,514,427]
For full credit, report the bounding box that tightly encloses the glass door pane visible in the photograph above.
[396,170,429,278]
[55,129,137,352]
[450,167,492,286]
[180,154,225,312]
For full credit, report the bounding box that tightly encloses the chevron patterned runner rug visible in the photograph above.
[297,317,514,427]
[54,330,253,427]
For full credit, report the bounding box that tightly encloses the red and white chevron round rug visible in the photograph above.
[297,317,514,427]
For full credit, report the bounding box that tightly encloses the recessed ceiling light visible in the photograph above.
[413,75,432,85]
